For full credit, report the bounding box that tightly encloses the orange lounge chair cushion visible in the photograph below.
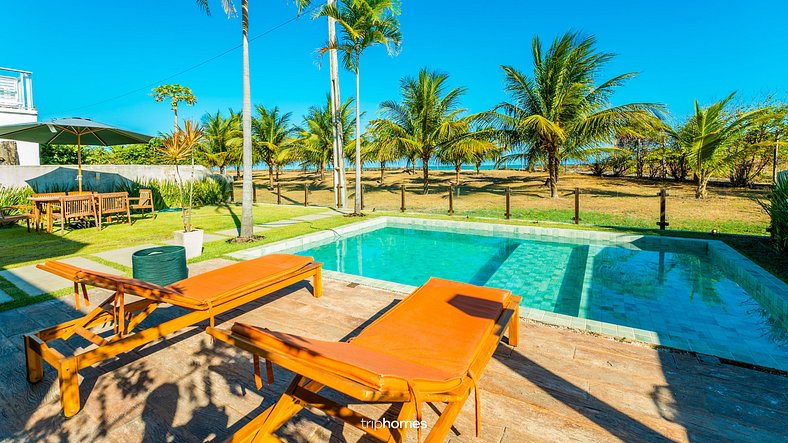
[231,278,512,393]
[39,254,315,310]
[166,254,314,307]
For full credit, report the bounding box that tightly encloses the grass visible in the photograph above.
[241,168,771,235]
[0,205,358,312]
[0,203,324,269]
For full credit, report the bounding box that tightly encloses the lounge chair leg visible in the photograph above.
[424,400,467,443]
[386,400,417,443]
[509,304,520,347]
[24,335,43,383]
[59,359,81,418]
[247,376,306,442]
[313,268,322,298]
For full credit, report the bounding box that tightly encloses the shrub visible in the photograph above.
[122,175,231,209]
[761,174,788,254]
[0,186,32,208]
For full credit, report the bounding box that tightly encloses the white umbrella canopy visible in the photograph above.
[0,117,153,192]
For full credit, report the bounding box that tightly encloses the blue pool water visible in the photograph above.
[296,226,788,369]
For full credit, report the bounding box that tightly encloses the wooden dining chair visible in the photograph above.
[52,194,99,235]
[128,189,155,218]
[97,192,132,228]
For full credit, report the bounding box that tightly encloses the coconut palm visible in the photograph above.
[295,95,355,180]
[323,0,347,208]
[252,106,296,188]
[364,119,405,182]
[376,69,471,191]
[318,0,401,214]
[679,92,771,198]
[195,0,311,239]
[497,32,661,198]
[200,110,242,174]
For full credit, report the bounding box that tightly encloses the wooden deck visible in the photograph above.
[0,273,786,442]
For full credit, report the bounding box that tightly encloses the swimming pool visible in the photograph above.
[232,217,788,371]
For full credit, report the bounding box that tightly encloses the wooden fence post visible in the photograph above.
[657,188,669,230]
[400,185,406,212]
[504,187,511,220]
[448,184,454,215]
[335,184,341,208]
[276,184,281,205]
[304,184,309,207]
[252,184,257,203]
[574,187,581,224]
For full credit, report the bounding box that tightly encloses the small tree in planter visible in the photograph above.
[158,120,205,258]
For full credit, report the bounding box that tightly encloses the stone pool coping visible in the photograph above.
[229,216,788,371]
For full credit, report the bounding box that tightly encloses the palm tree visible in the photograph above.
[318,0,402,214]
[252,105,296,188]
[497,32,661,198]
[679,92,771,198]
[364,119,405,183]
[324,0,347,208]
[375,69,469,191]
[295,95,355,180]
[195,0,311,239]
[200,110,242,174]
[436,117,498,185]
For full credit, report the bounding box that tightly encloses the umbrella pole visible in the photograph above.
[77,132,82,193]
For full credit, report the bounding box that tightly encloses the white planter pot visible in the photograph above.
[174,229,204,259]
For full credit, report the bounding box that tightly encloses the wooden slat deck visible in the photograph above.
[0,269,786,442]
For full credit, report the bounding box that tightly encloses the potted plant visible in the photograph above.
[159,120,205,259]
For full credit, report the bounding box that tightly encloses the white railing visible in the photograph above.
[0,67,34,111]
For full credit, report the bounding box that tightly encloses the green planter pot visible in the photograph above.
[132,246,188,286]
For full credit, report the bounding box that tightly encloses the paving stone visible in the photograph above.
[258,219,302,228]
[91,244,159,268]
[0,257,122,296]
[215,226,269,237]
[290,212,339,221]
[0,288,11,304]
[162,232,229,246]
[0,279,785,442]
[188,258,237,276]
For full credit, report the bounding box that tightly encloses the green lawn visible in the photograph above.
[0,203,325,269]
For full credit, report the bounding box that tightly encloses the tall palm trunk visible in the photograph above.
[455,163,461,185]
[239,0,254,238]
[422,154,430,193]
[379,161,385,182]
[547,148,558,198]
[327,2,347,209]
[353,65,362,214]
[268,163,274,188]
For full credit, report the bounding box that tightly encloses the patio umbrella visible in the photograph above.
[0,117,153,192]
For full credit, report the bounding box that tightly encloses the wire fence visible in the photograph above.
[228,179,770,236]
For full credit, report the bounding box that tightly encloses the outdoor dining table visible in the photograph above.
[28,195,62,233]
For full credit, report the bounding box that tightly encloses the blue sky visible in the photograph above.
[4,0,787,136]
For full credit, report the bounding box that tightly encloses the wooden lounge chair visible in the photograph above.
[96,191,132,228]
[207,278,521,443]
[24,254,323,417]
[0,204,34,231]
[128,189,155,218]
[51,194,99,234]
